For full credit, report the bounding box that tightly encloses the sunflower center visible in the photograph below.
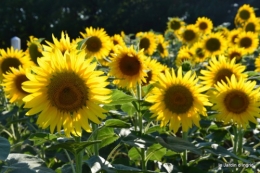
[239,10,250,20]
[230,52,242,61]
[157,43,164,53]
[139,38,150,51]
[231,35,238,44]
[196,48,205,58]
[205,38,221,52]
[1,57,22,74]
[183,30,196,42]
[164,85,193,114]
[215,68,233,84]
[224,90,249,114]
[142,70,152,86]
[170,21,181,30]
[86,36,102,52]
[113,40,119,45]
[47,71,88,113]
[199,22,208,30]
[15,74,29,95]
[239,37,252,48]
[29,43,42,65]
[119,54,141,76]
[245,23,255,32]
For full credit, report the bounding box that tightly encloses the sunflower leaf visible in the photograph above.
[105,119,131,128]
[106,89,136,106]
[29,132,58,146]
[47,140,101,155]
[155,136,202,155]
[0,136,10,160]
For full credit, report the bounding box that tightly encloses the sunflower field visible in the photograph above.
[1,3,260,173]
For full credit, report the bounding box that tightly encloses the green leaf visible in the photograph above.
[2,153,55,173]
[0,136,10,160]
[48,140,101,155]
[156,136,202,155]
[84,155,114,173]
[122,132,156,148]
[121,102,136,116]
[29,132,57,146]
[105,119,131,128]
[0,106,19,121]
[107,89,136,106]
[145,125,166,134]
[128,147,141,161]
[146,144,166,161]
[76,37,88,50]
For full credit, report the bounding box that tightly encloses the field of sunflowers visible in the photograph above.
[0,3,260,173]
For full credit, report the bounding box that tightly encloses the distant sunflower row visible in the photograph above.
[0,3,260,136]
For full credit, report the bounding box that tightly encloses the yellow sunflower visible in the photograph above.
[156,34,169,58]
[180,24,200,45]
[209,75,260,128]
[175,46,194,67]
[226,46,246,63]
[136,32,158,56]
[109,46,147,89]
[227,28,243,47]
[167,17,185,34]
[200,55,247,87]
[142,57,165,86]
[202,32,227,57]
[243,17,260,33]
[25,36,44,65]
[146,67,212,133]
[2,66,29,106]
[80,27,112,59]
[110,34,126,48]
[235,4,256,27]
[195,17,213,35]
[22,50,111,137]
[43,31,77,54]
[214,26,229,38]
[190,41,209,64]
[254,55,260,72]
[0,47,33,80]
[235,31,259,54]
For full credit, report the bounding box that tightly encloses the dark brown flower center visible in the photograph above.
[214,68,233,84]
[85,36,102,52]
[239,37,252,48]
[119,54,141,76]
[164,85,193,114]
[47,71,88,113]
[170,21,181,30]
[245,23,256,32]
[199,22,208,30]
[239,10,250,20]
[15,74,29,95]
[224,90,249,114]
[139,38,150,51]
[205,38,221,52]
[183,30,196,42]
[1,57,22,74]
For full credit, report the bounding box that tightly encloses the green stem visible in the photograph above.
[92,123,99,156]
[75,136,83,173]
[237,127,244,156]
[136,83,146,171]
[233,125,238,154]
[64,149,76,173]
[182,131,188,166]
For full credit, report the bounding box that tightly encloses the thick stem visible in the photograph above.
[136,83,146,171]
[182,131,188,166]
[233,125,238,154]
[92,123,99,156]
[75,136,83,173]
[237,127,244,156]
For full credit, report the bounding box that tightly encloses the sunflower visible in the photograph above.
[200,55,247,88]
[175,46,194,67]
[195,17,213,35]
[156,34,169,58]
[142,57,165,86]
[226,46,246,63]
[202,32,227,57]
[209,75,260,128]
[243,17,260,33]
[235,4,256,27]
[254,55,260,72]
[24,36,44,66]
[180,24,200,45]
[22,50,111,137]
[0,47,33,80]
[80,27,112,60]
[190,41,209,64]
[109,46,147,89]
[235,31,259,54]
[43,31,77,55]
[146,67,212,133]
[136,32,157,56]
[110,34,126,48]
[227,28,243,47]
[2,66,29,106]
[167,17,185,34]
[214,26,229,38]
